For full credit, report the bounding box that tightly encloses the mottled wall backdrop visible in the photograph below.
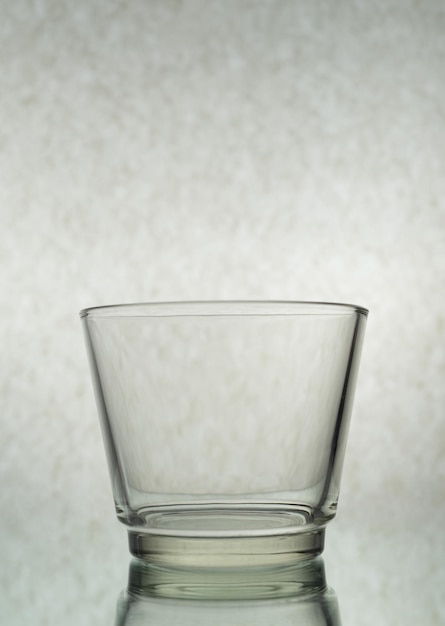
[1,1,444,624]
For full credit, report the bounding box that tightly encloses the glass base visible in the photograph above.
[127,507,326,568]
[126,555,328,601]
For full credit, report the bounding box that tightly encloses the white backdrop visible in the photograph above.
[1,1,444,624]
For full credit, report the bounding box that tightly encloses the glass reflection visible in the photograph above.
[115,557,341,625]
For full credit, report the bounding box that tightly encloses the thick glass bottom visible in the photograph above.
[126,555,328,601]
[127,506,326,568]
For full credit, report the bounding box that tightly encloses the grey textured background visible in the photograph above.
[1,1,444,624]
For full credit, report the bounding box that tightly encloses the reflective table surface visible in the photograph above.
[36,521,442,626]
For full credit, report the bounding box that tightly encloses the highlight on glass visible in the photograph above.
[80,301,368,568]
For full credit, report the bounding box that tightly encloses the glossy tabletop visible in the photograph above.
[27,520,441,626]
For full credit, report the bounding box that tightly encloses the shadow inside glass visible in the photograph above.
[115,557,341,625]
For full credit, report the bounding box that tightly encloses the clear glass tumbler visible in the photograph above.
[80,301,368,568]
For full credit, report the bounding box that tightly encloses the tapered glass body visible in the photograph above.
[81,301,367,566]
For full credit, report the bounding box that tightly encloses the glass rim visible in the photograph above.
[79,300,369,319]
